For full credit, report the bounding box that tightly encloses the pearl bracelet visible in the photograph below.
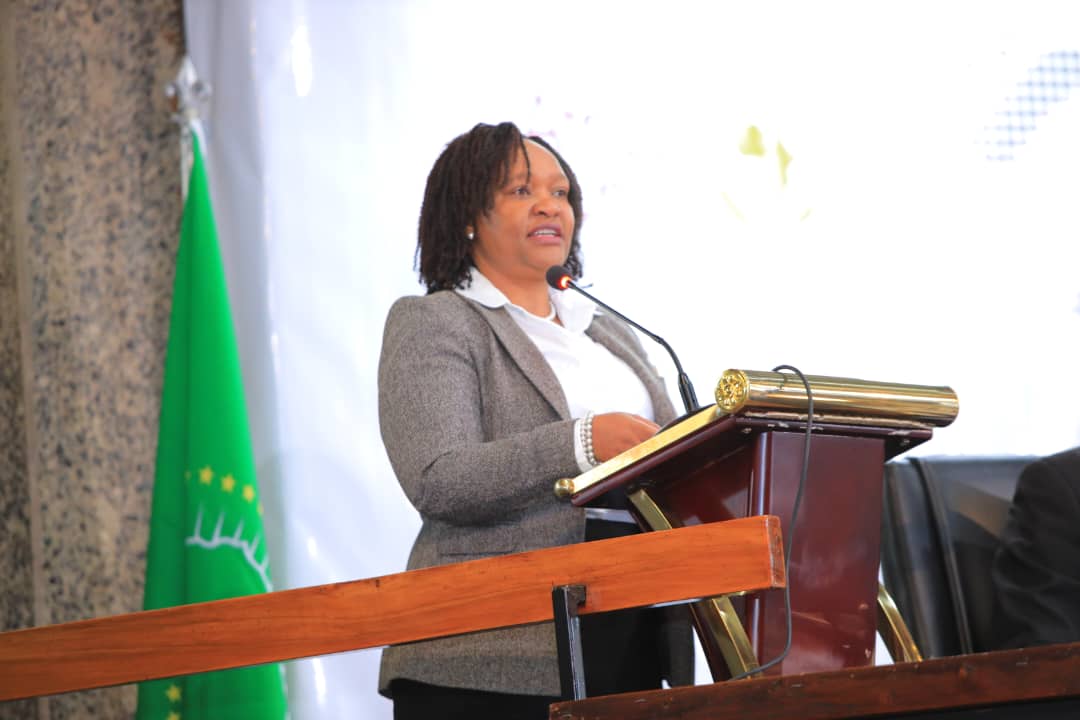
[581,411,598,467]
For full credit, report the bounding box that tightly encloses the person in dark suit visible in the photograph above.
[991,446,1080,649]
[377,122,692,719]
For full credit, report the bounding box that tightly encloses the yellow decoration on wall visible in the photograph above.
[723,125,810,222]
[739,125,766,156]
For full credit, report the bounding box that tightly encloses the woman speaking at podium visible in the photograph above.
[377,122,692,718]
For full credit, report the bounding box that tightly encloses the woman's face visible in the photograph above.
[471,140,575,290]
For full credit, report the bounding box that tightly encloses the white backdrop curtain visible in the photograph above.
[183,2,1080,717]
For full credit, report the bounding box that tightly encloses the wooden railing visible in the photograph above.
[0,515,784,701]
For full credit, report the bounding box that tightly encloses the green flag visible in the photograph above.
[137,133,287,720]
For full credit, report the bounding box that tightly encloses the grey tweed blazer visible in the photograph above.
[377,290,693,697]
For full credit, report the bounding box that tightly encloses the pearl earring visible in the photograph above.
[466,229,475,241]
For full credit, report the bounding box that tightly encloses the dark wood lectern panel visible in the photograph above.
[635,428,885,677]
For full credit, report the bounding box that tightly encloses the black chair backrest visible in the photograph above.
[881,455,1035,657]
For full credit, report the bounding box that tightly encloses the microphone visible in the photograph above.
[546,265,700,414]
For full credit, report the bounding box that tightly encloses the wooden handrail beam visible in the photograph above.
[0,515,783,701]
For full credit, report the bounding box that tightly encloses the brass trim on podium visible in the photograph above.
[628,488,676,533]
[555,405,722,499]
[555,370,959,501]
[877,583,923,663]
[630,489,760,677]
[715,369,959,426]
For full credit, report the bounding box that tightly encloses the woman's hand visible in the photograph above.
[591,412,660,462]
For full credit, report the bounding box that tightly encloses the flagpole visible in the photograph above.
[166,56,211,200]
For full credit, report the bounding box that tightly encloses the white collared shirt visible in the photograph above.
[456,268,655,473]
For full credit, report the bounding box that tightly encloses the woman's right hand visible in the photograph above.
[591,412,660,462]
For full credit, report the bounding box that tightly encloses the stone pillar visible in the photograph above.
[0,2,183,717]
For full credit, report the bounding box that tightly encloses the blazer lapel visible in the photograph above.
[586,319,677,425]
[454,295,675,424]
[464,299,572,420]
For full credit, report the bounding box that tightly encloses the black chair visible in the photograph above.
[880,455,1035,658]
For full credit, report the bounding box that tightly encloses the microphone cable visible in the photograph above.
[726,364,813,681]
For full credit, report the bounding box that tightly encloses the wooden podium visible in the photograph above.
[556,369,958,679]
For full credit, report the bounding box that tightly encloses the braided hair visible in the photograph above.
[416,122,584,293]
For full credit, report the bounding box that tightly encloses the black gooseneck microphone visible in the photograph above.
[546,265,700,415]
